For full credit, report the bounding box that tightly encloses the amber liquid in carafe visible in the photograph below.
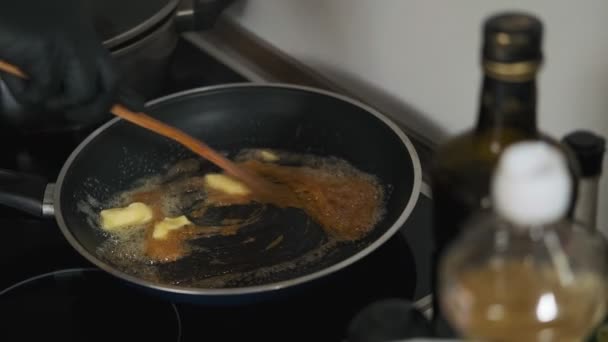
[443,260,606,342]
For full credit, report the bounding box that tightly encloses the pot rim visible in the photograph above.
[54,83,422,297]
[102,0,180,50]
[110,14,177,57]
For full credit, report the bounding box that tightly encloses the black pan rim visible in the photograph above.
[53,83,422,296]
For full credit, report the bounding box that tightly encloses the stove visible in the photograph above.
[0,37,433,342]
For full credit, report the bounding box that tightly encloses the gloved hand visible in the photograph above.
[0,0,120,125]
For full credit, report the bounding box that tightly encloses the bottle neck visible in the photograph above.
[476,74,538,135]
[573,176,600,230]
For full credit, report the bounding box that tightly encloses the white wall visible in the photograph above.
[228,0,608,229]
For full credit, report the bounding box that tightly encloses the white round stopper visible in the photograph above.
[491,141,572,227]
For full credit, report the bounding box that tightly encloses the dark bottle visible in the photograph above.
[563,130,608,342]
[429,12,578,337]
[563,130,606,231]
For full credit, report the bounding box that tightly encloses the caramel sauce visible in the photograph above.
[238,160,383,241]
[113,151,384,263]
[144,224,190,263]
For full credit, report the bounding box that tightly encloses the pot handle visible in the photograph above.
[176,0,236,32]
[0,169,52,217]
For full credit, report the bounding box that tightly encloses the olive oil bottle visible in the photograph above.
[430,12,578,336]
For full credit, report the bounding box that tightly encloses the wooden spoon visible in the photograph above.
[0,60,282,196]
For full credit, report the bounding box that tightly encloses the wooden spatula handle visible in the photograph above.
[109,104,267,190]
[0,60,27,79]
[0,59,274,193]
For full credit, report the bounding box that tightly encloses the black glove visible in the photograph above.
[0,0,119,125]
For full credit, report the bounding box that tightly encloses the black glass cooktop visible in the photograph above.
[0,205,431,342]
[0,268,182,342]
[0,37,433,342]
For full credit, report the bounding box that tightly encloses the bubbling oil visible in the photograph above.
[92,148,386,287]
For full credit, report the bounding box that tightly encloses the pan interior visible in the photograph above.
[57,85,418,290]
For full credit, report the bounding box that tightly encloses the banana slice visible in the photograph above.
[204,174,250,196]
[100,202,153,231]
[153,216,192,240]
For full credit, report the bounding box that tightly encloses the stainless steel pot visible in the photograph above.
[107,1,180,100]
[88,0,236,99]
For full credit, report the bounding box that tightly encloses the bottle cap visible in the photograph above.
[483,12,543,63]
[562,130,606,177]
[491,141,572,227]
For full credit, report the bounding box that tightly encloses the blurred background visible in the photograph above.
[226,0,608,228]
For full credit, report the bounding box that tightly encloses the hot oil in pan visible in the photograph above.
[93,149,386,287]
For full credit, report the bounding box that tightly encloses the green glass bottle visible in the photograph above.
[430,12,578,337]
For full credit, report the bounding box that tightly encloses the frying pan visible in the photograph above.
[0,83,421,302]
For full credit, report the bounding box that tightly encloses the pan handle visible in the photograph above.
[0,169,52,217]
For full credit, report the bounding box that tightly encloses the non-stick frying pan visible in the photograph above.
[0,84,421,302]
